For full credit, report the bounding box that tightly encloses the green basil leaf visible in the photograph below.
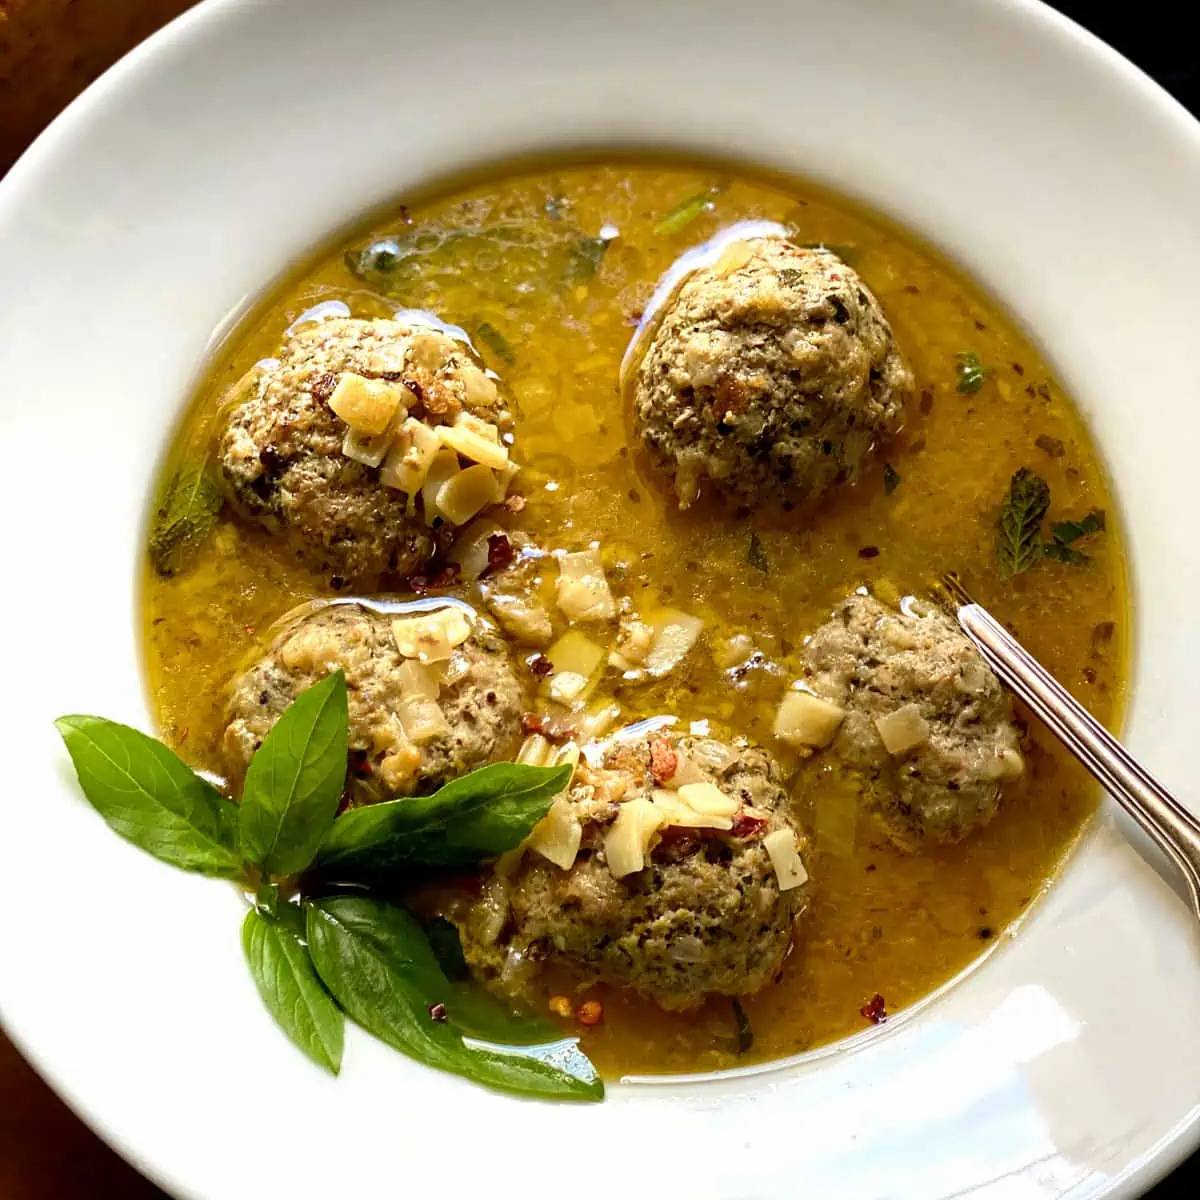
[242,908,344,1075]
[996,468,1051,579]
[54,716,240,876]
[314,761,570,879]
[149,464,222,577]
[1050,508,1106,546]
[239,671,348,877]
[564,236,609,283]
[307,897,602,1101]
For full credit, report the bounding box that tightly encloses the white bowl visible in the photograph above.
[2,1,1199,1197]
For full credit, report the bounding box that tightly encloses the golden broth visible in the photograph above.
[142,161,1128,1077]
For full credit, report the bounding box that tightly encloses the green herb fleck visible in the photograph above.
[732,997,754,1054]
[747,532,769,574]
[1050,509,1106,546]
[473,321,515,364]
[654,187,720,236]
[955,351,987,395]
[564,235,609,283]
[997,468,1051,579]
[149,464,222,576]
[883,463,901,495]
[1042,541,1089,566]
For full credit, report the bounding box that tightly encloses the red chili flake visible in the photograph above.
[503,494,526,514]
[407,562,461,594]
[729,811,768,839]
[576,1000,604,1027]
[309,372,338,403]
[349,750,374,779]
[428,1002,448,1022]
[521,711,546,734]
[527,654,554,680]
[860,993,888,1025]
[648,737,678,785]
[402,377,424,402]
[243,625,256,636]
[481,532,515,577]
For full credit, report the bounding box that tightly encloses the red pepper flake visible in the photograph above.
[428,1002,448,1022]
[648,737,678,785]
[527,654,554,680]
[860,993,888,1025]
[349,750,374,779]
[481,532,516,577]
[503,494,526,514]
[309,372,338,403]
[729,811,768,839]
[576,1000,604,1027]
[407,562,461,594]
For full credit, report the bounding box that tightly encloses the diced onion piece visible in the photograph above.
[485,591,553,647]
[874,704,931,755]
[421,449,461,524]
[436,463,502,526]
[342,425,394,468]
[448,520,506,580]
[555,549,617,623]
[527,797,583,870]
[604,798,665,879]
[391,607,473,664]
[396,658,440,700]
[677,781,739,818]
[664,751,707,789]
[398,695,450,744]
[459,363,500,410]
[650,789,733,831]
[436,650,471,688]
[548,671,590,704]
[516,734,552,767]
[541,631,607,703]
[577,702,621,742]
[644,609,704,677]
[438,418,509,471]
[327,373,404,436]
[774,690,846,750]
[714,240,754,276]
[763,828,809,891]
[381,418,440,494]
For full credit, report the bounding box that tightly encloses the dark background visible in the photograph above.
[0,1,1196,1196]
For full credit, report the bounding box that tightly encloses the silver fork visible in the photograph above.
[938,572,1200,922]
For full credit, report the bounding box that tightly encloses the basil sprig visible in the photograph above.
[55,675,598,1099]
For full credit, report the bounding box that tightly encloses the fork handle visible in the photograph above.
[957,603,1200,921]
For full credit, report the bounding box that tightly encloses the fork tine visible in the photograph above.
[936,570,976,611]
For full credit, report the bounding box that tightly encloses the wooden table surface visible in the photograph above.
[0,2,1193,1196]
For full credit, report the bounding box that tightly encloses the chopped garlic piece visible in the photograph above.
[763,829,808,891]
[327,373,405,436]
[604,797,665,879]
[663,751,706,789]
[541,630,607,704]
[436,463,502,525]
[407,330,455,372]
[548,671,589,704]
[774,690,846,750]
[874,704,930,755]
[342,425,394,468]
[459,363,500,410]
[421,448,461,524]
[527,797,583,870]
[380,418,440,494]
[650,789,733,831]
[644,609,704,677]
[438,418,509,470]
[516,734,552,767]
[398,695,450,743]
[555,549,616,623]
[677,781,739,818]
[395,658,440,700]
[379,742,422,793]
[391,607,473,664]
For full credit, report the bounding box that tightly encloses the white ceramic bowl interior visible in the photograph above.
[2,2,1199,1198]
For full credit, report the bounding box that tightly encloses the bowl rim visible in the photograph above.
[2,1,1200,1198]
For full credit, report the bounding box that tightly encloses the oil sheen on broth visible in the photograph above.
[142,162,1128,1078]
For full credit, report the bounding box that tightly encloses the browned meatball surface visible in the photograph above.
[634,238,911,509]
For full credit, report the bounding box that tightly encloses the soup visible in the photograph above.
[142,161,1127,1078]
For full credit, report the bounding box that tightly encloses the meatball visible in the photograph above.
[798,593,1024,848]
[223,602,524,803]
[460,732,811,1010]
[219,316,512,582]
[633,238,912,509]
